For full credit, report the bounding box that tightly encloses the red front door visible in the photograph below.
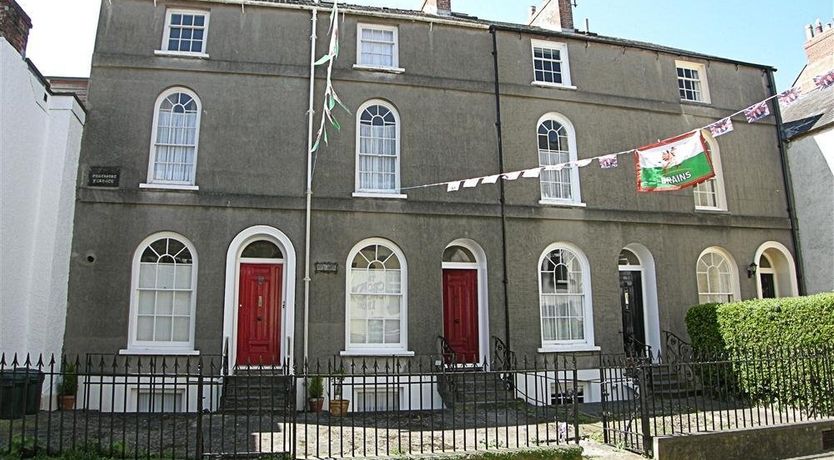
[442,269,479,364]
[237,263,283,366]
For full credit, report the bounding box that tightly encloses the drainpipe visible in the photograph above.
[490,26,512,351]
[766,69,806,296]
[303,2,319,364]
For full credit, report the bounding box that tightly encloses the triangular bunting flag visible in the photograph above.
[598,154,618,169]
[482,175,501,184]
[778,87,801,106]
[522,167,542,178]
[447,181,461,192]
[707,118,733,137]
[744,101,770,123]
[575,159,593,168]
[814,70,834,90]
[463,178,480,188]
[503,171,522,180]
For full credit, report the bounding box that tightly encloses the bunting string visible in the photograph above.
[401,69,832,193]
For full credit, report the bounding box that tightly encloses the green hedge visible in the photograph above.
[685,293,834,351]
[685,293,834,416]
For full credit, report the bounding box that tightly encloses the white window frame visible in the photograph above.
[675,60,710,104]
[550,381,587,406]
[694,134,727,211]
[155,9,210,59]
[343,238,411,356]
[141,87,202,191]
[536,113,584,206]
[695,247,740,304]
[353,100,405,199]
[530,39,574,89]
[537,242,597,353]
[353,386,402,412]
[354,23,403,73]
[124,232,199,355]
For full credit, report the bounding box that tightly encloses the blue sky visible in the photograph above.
[18,0,834,90]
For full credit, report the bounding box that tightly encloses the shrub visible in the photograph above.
[308,376,324,399]
[59,362,78,396]
[685,293,834,415]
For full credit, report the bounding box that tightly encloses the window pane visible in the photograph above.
[137,317,154,341]
[242,240,283,258]
[155,317,173,341]
[138,291,155,315]
[173,318,190,342]
[173,292,190,315]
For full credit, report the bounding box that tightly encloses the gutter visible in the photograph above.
[490,25,512,352]
[767,69,807,295]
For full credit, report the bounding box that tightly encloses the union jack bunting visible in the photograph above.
[707,118,734,137]
[778,87,802,105]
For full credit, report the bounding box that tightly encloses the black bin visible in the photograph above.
[0,369,45,419]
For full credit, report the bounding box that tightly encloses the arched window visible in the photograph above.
[696,248,739,304]
[346,239,407,352]
[538,243,594,348]
[128,232,198,351]
[537,113,580,203]
[146,88,202,187]
[355,101,400,195]
[694,135,727,210]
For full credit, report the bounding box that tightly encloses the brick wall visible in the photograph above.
[0,0,32,56]
[558,0,574,30]
[805,27,834,64]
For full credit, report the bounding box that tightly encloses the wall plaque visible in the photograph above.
[315,262,338,274]
[88,167,120,187]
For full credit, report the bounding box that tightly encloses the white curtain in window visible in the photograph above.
[538,120,573,200]
[349,244,402,346]
[135,237,194,344]
[539,248,585,342]
[696,251,736,304]
[153,93,198,184]
[360,28,395,67]
[358,105,398,192]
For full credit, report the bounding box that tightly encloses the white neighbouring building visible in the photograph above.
[0,0,87,360]
[781,19,834,295]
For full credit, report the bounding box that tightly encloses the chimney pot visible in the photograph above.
[815,18,824,33]
[806,23,815,40]
[0,0,33,57]
[530,5,537,20]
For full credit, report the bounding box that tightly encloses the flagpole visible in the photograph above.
[303,0,319,364]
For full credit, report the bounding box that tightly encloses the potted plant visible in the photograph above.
[308,376,324,413]
[58,363,77,411]
[328,369,350,417]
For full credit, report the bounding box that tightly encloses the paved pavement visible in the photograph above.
[579,440,643,459]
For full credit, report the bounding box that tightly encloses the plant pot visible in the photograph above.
[308,398,324,413]
[329,399,349,417]
[58,395,75,411]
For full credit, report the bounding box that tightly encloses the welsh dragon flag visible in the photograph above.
[635,130,715,192]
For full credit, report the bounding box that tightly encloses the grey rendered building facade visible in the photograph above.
[64,0,800,399]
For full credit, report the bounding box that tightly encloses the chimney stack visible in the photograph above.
[804,18,834,65]
[421,0,451,16]
[528,0,574,31]
[0,0,33,56]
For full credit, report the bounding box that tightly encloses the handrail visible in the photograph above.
[222,336,230,376]
[492,335,516,371]
[662,330,693,364]
[436,336,457,367]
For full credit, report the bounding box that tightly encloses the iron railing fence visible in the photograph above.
[1,352,585,459]
[599,344,834,457]
[295,353,581,459]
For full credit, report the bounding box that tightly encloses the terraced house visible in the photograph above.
[64,0,801,408]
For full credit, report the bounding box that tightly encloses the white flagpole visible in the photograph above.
[303,0,319,364]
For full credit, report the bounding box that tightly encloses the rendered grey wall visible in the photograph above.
[64,0,797,361]
[786,129,834,294]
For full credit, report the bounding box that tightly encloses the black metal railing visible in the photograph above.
[599,344,834,457]
[1,352,583,459]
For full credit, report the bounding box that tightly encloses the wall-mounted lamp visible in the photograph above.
[747,262,758,278]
